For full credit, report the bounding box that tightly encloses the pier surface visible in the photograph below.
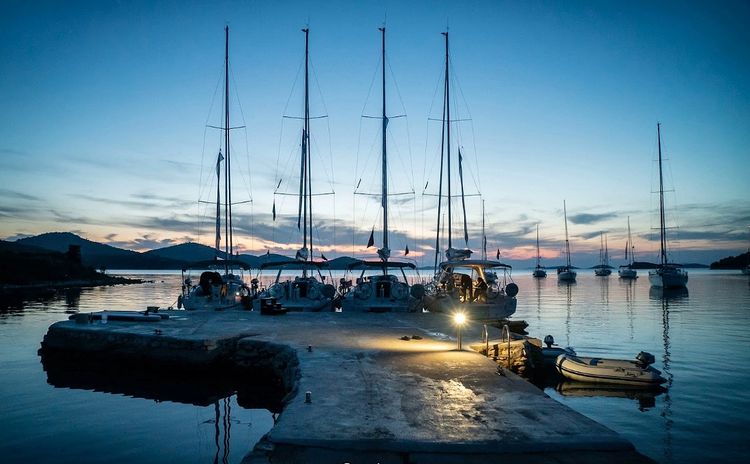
[41,311,653,463]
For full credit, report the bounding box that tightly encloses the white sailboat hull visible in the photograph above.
[648,268,688,289]
[618,268,638,279]
[557,270,577,282]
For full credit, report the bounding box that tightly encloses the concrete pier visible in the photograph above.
[40,311,654,463]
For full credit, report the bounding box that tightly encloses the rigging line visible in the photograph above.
[198,60,226,207]
[422,63,444,192]
[387,125,415,191]
[283,115,328,120]
[427,117,472,122]
[362,114,406,119]
[386,57,416,196]
[229,62,254,200]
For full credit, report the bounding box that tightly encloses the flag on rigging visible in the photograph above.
[367,229,375,248]
[496,249,501,260]
[404,245,409,256]
[216,151,224,177]
[321,253,328,261]
[272,199,276,221]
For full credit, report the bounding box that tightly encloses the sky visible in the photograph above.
[1,0,749,268]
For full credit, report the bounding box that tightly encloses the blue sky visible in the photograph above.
[1,0,748,267]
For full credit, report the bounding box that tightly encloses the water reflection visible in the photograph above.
[0,288,58,316]
[40,351,285,412]
[649,286,684,464]
[555,381,665,412]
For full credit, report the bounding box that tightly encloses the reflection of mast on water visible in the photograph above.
[565,283,572,347]
[660,295,674,464]
[624,280,635,340]
[535,278,543,324]
[212,396,233,464]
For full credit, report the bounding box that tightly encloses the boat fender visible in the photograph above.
[321,284,336,299]
[177,294,183,309]
[636,351,656,367]
[307,284,321,300]
[391,283,407,300]
[355,283,372,300]
[410,283,425,299]
[505,282,519,297]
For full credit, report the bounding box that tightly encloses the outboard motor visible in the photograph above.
[635,351,656,367]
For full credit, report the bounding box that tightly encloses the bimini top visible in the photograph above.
[440,259,512,270]
[182,259,251,272]
[259,260,328,270]
[347,260,416,270]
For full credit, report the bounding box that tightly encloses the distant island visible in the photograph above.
[710,252,750,270]
[0,239,143,289]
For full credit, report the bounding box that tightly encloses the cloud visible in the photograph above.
[0,189,42,201]
[567,212,617,225]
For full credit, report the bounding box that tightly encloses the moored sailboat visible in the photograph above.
[648,123,688,289]
[557,200,577,282]
[618,216,638,279]
[342,26,424,312]
[532,224,547,278]
[423,31,518,320]
[179,26,252,311]
[594,233,612,276]
[253,28,335,311]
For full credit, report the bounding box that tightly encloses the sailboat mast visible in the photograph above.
[297,28,312,262]
[564,200,571,268]
[536,224,541,267]
[215,151,222,258]
[380,27,389,261]
[657,123,667,267]
[223,25,231,272]
[443,31,452,249]
[627,216,633,265]
[482,199,486,260]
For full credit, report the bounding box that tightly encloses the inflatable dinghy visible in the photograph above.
[555,351,665,387]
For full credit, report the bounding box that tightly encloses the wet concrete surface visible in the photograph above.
[40,310,654,463]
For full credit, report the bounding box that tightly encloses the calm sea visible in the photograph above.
[0,269,748,463]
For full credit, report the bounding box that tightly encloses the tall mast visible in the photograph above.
[536,224,541,267]
[564,200,571,268]
[657,122,667,267]
[481,199,486,260]
[223,25,231,272]
[433,32,448,271]
[444,31,452,249]
[297,28,312,263]
[380,26,389,262]
[627,216,634,265]
[215,151,222,259]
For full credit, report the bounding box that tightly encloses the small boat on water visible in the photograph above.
[593,233,612,276]
[618,216,638,279]
[532,224,547,278]
[556,351,665,387]
[648,123,688,289]
[557,201,577,282]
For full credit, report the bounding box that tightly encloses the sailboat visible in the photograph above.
[594,233,612,276]
[253,28,336,311]
[422,31,518,320]
[648,123,688,289]
[342,27,424,313]
[179,27,252,311]
[618,217,638,279]
[557,200,577,282]
[532,224,547,278]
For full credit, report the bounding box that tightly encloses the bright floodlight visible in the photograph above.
[454,312,466,325]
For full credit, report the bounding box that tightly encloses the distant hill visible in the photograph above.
[144,242,220,263]
[1,240,108,285]
[16,232,184,270]
[710,252,750,270]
